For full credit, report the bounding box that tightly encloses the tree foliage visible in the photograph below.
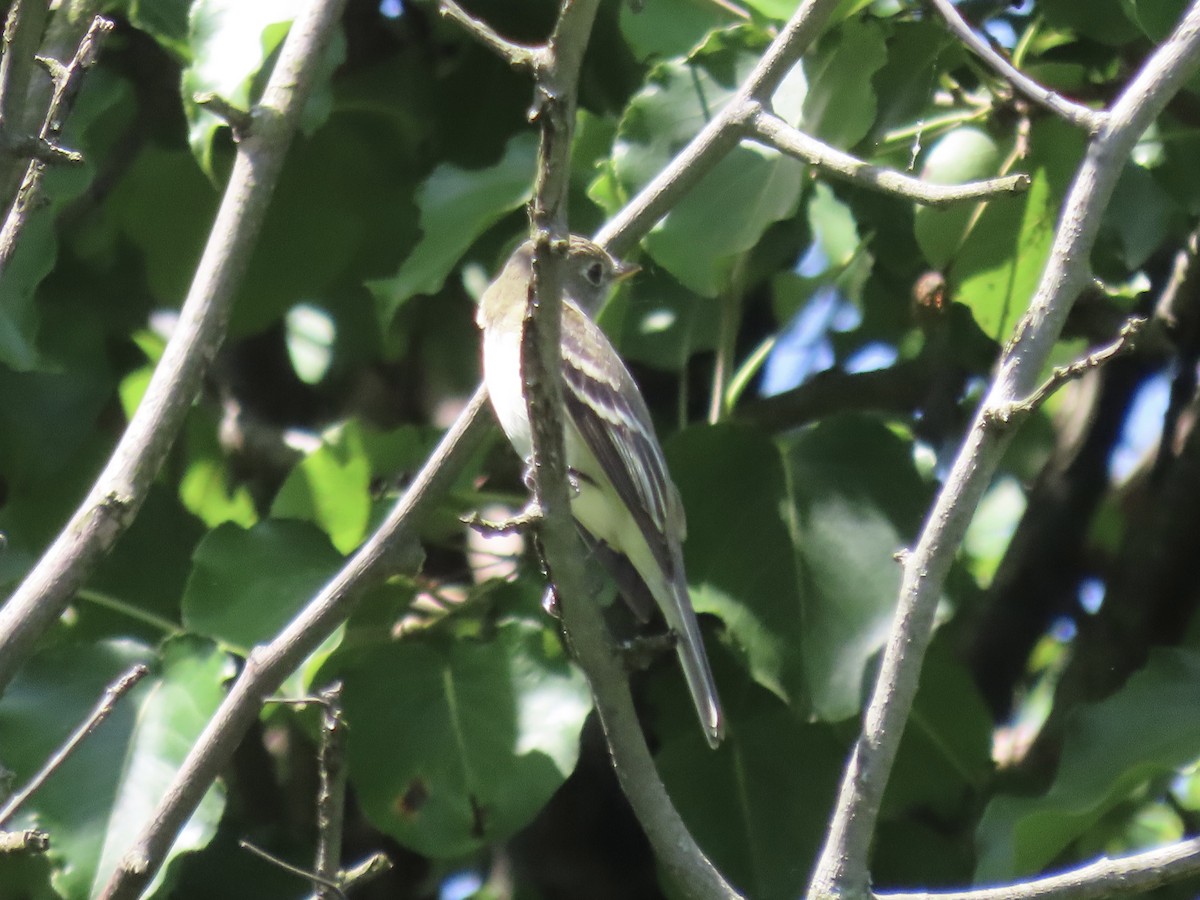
[2,0,1200,898]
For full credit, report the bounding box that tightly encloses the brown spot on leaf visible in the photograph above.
[395,777,428,817]
[469,794,488,838]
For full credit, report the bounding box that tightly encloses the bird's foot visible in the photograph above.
[461,499,543,535]
[616,630,677,672]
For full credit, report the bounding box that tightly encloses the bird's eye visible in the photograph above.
[585,261,605,286]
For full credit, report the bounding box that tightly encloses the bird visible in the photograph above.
[476,235,724,748]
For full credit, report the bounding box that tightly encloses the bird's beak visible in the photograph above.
[614,260,641,282]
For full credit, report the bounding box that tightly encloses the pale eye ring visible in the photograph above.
[585,261,605,286]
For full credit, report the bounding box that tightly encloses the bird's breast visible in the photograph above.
[483,325,534,459]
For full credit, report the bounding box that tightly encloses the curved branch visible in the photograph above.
[749,107,1029,206]
[878,832,1200,900]
[594,0,1030,254]
[594,0,845,254]
[807,5,1200,898]
[927,0,1107,134]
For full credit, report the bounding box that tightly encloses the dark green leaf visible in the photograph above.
[182,520,344,652]
[977,649,1200,880]
[781,416,929,720]
[0,637,231,897]
[654,662,845,900]
[339,619,591,858]
[618,0,730,62]
[667,424,805,706]
[369,132,537,328]
[913,127,1002,269]
[801,18,886,150]
[271,423,372,554]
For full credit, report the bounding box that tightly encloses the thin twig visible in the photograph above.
[439,0,538,69]
[987,318,1147,427]
[0,0,336,700]
[750,106,1030,206]
[461,499,543,535]
[320,853,393,896]
[0,14,111,276]
[927,0,1106,134]
[240,840,348,900]
[807,5,1200,898]
[192,91,253,137]
[0,663,148,827]
[0,828,49,854]
[313,683,347,900]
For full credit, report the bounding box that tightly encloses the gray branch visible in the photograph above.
[0,0,342,696]
[878,831,1200,900]
[807,5,1200,898]
[749,106,1029,206]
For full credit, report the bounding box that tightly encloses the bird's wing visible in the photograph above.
[559,301,684,580]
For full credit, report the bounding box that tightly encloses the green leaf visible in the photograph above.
[271,422,372,554]
[105,146,219,306]
[883,646,994,818]
[601,266,720,372]
[1102,162,1181,270]
[668,417,927,721]
[1042,0,1140,45]
[598,31,807,296]
[800,18,886,149]
[644,144,806,297]
[976,648,1200,880]
[618,0,731,62]
[950,120,1084,340]
[232,109,406,335]
[177,414,258,529]
[667,425,804,706]
[1122,0,1190,41]
[369,131,537,328]
[0,637,231,898]
[339,619,591,858]
[807,181,861,270]
[781,416,929,720]
[182,520,344,652]
[183,0,302,176]
[129,0,192,58]
[654,665,845,900]
[0,368,114,588]
[913,127,1002,269]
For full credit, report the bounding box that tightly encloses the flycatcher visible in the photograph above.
[477,236,724,748]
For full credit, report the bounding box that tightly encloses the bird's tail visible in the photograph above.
[667,570,724,748]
